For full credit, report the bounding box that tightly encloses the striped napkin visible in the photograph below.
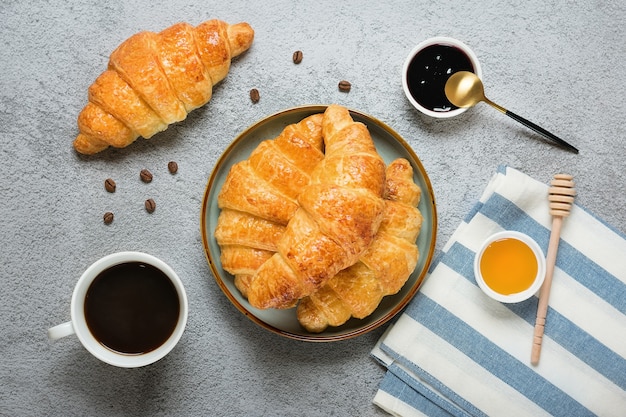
[371,166,626,417]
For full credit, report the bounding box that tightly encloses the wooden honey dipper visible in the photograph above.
[531,174,576,365]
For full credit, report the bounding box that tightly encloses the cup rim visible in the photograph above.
[70,251,188,368]
[402,36,483,118]
[473,231,546,303]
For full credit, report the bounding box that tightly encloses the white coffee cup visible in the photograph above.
[48,252,188,368]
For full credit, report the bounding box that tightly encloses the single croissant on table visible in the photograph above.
[215,114,325,297]
[297,158,423,332]
[74,19,254,154]
[246,104,387,310]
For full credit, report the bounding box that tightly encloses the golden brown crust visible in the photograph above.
[73,133,110,155]
[378,195,423,242]
[88,70,166,139]
[296,158,423,332]
[273,114,326,174]
[215,114,325,299]
[297,284,354,328]
[248,141,313,201]
[277,209,349,288]
[359,231,419,295]
[157,22,213,112]
[76,102,136,149]
[246,115,325,200]
[215,210,285,252]
[313,122,386,197]
[324,263,381,319]
[298,185,385,257]
[109,31,187,124]
[247,104,386,310]
[385,157,422,206]
[217,162,300,225]
[221,246,275,275]
[217,114,324,225]
[73,19,254,155]
[193,20,231,86]
[234,274,255,298]
[226,23,256,57]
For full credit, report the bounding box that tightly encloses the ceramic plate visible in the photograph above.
[200,105,437,341]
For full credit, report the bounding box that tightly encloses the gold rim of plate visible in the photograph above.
[200,105,438,342]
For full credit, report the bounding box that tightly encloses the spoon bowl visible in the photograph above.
[445,71,489,108]
[444,71,578,153]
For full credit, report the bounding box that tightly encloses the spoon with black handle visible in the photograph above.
[445,71,579,154]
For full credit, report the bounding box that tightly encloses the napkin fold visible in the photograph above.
[371,166,626,417]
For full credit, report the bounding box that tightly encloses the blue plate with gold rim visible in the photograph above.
[200,105,437,341]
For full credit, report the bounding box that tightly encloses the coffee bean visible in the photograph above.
[145,198,156,213]
[103,212,114,224]
[249,88,260,104]
[140,169,153,183]
[167,161,178,174]
[338,80,352,92]
[104,178,116,193]
[292,50,303,64]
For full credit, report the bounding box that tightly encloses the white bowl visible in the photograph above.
[402,36,482,118]
[474,231,546,303]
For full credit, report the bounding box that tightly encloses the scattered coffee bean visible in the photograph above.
[167,161,178,174]
[103,212,114,225]
[104,178,116,193]
[338,80,352,92]
[145,198,156,213]
[140,169,153,183]
[249,88,260,104]
[292,50,303,64]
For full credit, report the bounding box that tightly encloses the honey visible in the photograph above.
[479,237,538,295]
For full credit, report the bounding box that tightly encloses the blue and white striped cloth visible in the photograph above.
[372,166,626,416]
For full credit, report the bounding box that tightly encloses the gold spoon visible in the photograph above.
[445,71,579,154]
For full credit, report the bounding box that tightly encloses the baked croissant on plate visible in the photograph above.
[297,158,423,332]
[215,114,324,297]
[247,104,387,310]
[74,19,254,154]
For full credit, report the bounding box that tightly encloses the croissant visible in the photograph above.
[297,158,423,332]
[73,19,254,154]
[247,104,387,310]
[215,114,325,296]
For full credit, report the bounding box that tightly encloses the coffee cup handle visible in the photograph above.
[48,321,75,341]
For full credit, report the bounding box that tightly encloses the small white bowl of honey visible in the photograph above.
[474,231,546,303]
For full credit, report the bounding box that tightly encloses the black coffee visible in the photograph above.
[84,262,180,355]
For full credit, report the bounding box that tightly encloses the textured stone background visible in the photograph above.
[1,0,625,415]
